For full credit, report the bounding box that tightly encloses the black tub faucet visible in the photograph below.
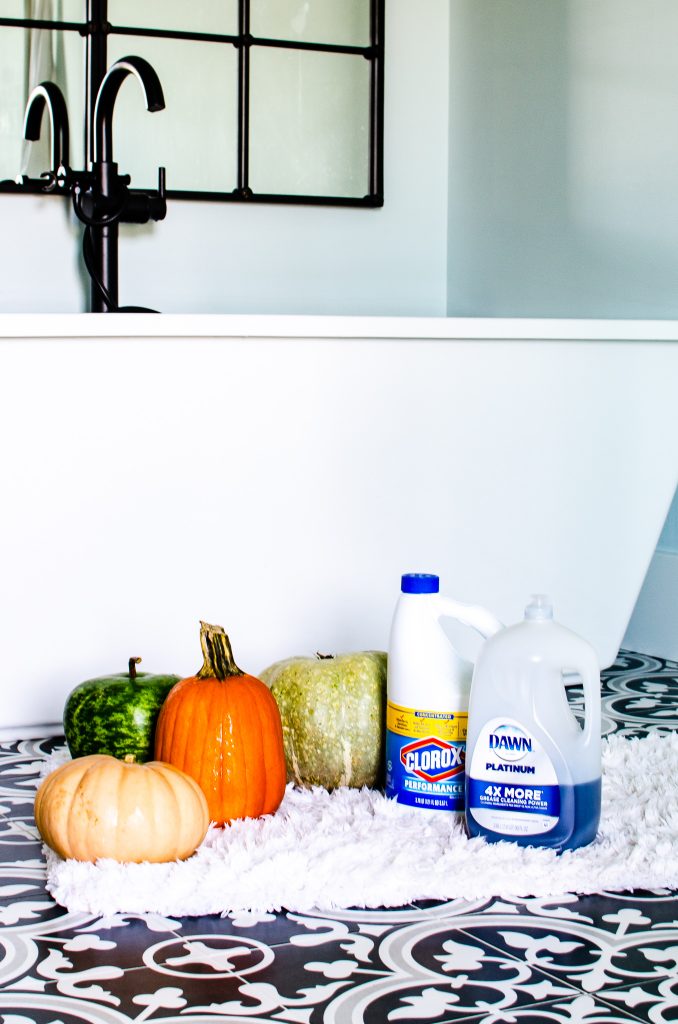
[94,55,164,164]
[71,55,167,311]
[20,54,167,312]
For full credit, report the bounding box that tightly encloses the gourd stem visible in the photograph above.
[196,621,244,680]
[128,656,142,680]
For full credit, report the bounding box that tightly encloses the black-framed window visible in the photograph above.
[0,0,384,206]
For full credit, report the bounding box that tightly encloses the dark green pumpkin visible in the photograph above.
[63,657,180,762]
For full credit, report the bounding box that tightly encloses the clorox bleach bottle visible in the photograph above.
[385,573,503,813]
[465,595,601,851]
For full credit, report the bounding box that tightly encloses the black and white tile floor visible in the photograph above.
[0,650,676,1023]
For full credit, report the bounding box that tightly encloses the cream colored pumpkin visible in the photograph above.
[34,754,209,863]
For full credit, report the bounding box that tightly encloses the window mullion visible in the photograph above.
[85,0,109,168]
[238,0,251,197]
[369,0,385,202]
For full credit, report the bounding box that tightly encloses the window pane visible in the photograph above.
[0,26,84,183]
[0,27,28,182]
[0,1,83,20]
[251,0,370,47]
[109,0,238,36]
[60,29,85,171]
[61,0,84,18]
[249,47,370,197]
[106,36,238,192]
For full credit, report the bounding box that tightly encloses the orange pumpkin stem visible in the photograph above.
[196,621,244,680]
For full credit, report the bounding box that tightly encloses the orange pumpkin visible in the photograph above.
[155,622,286,825]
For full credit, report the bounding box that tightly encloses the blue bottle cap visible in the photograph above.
[401,573,440,594]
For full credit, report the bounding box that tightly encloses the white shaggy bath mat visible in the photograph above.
[44,732,678,916]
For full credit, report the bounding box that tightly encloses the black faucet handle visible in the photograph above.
[122,166,167,224]
[149,165,167,222]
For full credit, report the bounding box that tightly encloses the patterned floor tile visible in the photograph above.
[168,907,327,950]
[313,984,654,1023]
[445,994,661,1023]
[296,898,501,929]
[596,975,678,1023]
[126,939,332,1019]
[0,997,128,1024]
[0,817,40,853]
[0,984,259,1024]
[227,920,392,994]
[40,968,249,1020]
[600,653,678,739]
[346,927,579,1022]
[0,887,79,934]
[453,890,678,1001]
[30,913,190,974]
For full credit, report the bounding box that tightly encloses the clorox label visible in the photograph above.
[400,737,465,781]
[385,701,467,811]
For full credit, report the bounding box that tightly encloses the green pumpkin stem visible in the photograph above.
[128,656,142,680]
[197,621,244,680]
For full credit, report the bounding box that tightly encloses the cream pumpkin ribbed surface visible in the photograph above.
[34,754,209,863]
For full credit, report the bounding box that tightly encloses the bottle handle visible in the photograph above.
[575,643,601,749]
[435,596,503,639]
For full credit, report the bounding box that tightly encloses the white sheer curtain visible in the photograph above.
[20,0,58,175]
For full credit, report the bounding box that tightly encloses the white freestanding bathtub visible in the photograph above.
[0,314,676,730]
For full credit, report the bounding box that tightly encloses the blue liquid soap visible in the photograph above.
[466,777,601,852]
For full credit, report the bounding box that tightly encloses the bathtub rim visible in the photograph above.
[2,313,678,342]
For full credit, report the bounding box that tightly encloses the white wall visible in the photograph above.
[0,1,450,316]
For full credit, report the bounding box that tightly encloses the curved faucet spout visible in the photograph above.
[94,55,165,164]
[23,81,70,173]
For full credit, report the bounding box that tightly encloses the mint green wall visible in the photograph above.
[447,0,678,320]
[447,0,678,558]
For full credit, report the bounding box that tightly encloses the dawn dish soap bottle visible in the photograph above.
[385,573,503,814]
[465,595,601,851]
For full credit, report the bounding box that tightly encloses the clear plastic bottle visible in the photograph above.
[465,595,601,851]
[385,573,503,813]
